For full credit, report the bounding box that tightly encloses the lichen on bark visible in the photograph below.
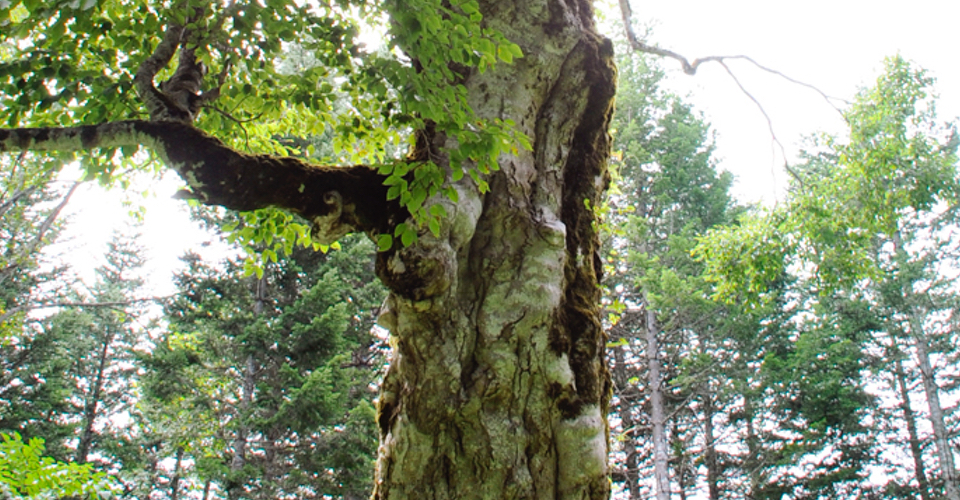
[371,1,616,499]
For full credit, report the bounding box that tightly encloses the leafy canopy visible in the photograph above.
[0,0,527,255]
[696,56,960,302]
[0,432,118,499]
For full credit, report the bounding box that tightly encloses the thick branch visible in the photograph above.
[0,121,402,243]
[134,6,214,123]
[135,22,190,122]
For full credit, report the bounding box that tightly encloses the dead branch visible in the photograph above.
[0,181,82,287]
[0,295,174,325]
[716,60,804,189]
[618,0,851,190]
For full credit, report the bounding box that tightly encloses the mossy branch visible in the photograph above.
[0,121,404,244]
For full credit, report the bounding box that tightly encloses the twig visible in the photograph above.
[0,295,174,325]
[34,297,173,308]
[722,54,850,113]
[204,105,262,151]
[617,0,853,191]
[717,60,803,189]
[0,185,37,219]
[0,181,83,286]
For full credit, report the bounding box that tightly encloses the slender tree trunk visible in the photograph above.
[227,273,268,499]
[892,352,932,500]
[77,331,113,463]
[909,319,960,500]
[612,336,642,500]
[893,231,960,500]
[702,392,721,500]
[228,353,256,500]
[743,391,762,498]
[141,441,162,500]
[673,421,689,500]
[170,446,184,500]
[371,2,615,499]
[643,291,670,500]
[261,428,280,499]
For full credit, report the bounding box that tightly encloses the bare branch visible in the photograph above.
[35,297,172,309]
[723,55,851,112]
[0,185,38,219]
[617,0,856,192]
[717,60,804,188]
[0,181,82,287]
[618,0,847,111]
[0,296,173,325]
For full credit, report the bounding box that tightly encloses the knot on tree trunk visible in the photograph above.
[376,236,457,302]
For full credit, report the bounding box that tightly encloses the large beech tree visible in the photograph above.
[0,0,615,498]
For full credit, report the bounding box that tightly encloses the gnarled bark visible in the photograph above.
[0,1,616,498]
[371,2,615,499]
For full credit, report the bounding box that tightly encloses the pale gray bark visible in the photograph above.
[910,320,959,500]
[643,293,670,500]
[891,352,932,500]
[892,232,960,500]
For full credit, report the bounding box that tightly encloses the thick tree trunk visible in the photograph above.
[892,353,931,500]
[0,1,616,498]
[371,2,615,499]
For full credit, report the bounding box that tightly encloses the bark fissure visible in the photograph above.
[372,3,616,497]
[1,1,617,498]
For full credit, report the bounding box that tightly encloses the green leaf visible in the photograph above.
[400,227,416,247]
[377,234,393,252]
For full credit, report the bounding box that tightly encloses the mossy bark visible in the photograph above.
[0,1,617,497]
[371,2,616,499]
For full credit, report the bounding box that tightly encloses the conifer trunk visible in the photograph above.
[894,232,960,500]
[702,392,720,500]
[642,292,670,500]
[612,322,642,500]
[892,353,931,500]
[77,331,113,463]
[910,322,960,500]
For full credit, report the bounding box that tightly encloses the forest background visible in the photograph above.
[2,0,960,499]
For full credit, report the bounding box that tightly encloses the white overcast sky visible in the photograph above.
[56,0,960,292]
[623,0,960,202]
